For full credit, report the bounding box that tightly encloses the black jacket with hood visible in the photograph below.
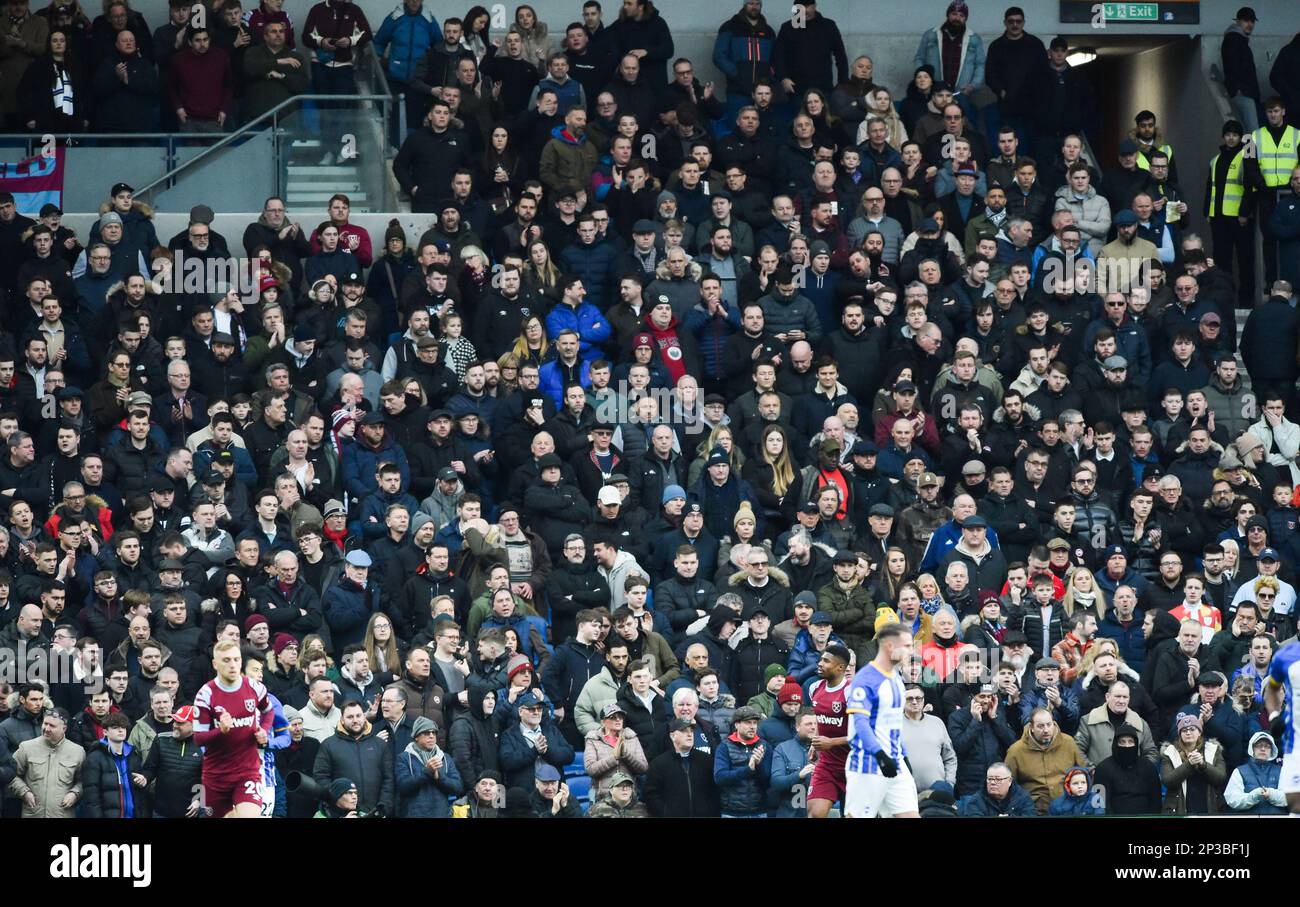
[447,685,501,784]
[1092,724,1163,815]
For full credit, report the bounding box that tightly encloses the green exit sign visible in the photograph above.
[1104,2,1158,19]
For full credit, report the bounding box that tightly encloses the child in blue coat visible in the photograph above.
[1048,765,1105,816]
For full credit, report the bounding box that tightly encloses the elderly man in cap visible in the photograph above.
[527,762,583,817]
[1173,669,1254,768]
[899,471,951,565]
[940,514,1009,594]
[1017,656,1080,734]
[499,689,576,790]
[321,550,382,661]
[394,714,463,817]
[855,502,896,564]
[921,493,1000,574]
[643,715,722,817]
[587,768,650,817]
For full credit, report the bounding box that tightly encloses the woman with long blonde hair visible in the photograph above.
[523,238,561,306]
[510,314,549,367]
[495,352,521,397]
[1061,567,1107,618]
[688,423,745,487]
[915,573,946,616]
[363,612,404,681]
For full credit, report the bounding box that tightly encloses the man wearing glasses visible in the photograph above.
[735,547,793,624]
[1067,466,1119,555]
[957,761,1037,817]
[1230,547,1297,617]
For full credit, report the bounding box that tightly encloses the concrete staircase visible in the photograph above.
[285,139,370,211]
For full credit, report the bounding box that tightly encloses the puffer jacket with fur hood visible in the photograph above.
[646,257,704,320]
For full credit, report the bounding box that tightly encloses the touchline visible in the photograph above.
[49,838,152,888]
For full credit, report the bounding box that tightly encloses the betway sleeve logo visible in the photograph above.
[50,838,152,888]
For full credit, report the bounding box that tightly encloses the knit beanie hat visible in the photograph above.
[777,679,803,706]
[763,664,786,685]
[506,653,532,680]
[1234,432,1263,459]
[385,218,407,246]
[733,501,756,530]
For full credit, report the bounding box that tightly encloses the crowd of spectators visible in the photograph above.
[1,0,1299,820]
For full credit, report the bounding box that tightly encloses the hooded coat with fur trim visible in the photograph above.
[646,258,704,321]
[1168,437,1226,509]
[728,564,794,624]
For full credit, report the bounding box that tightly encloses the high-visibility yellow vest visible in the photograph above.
[1135,143,1173,171]
[1252,125,1300,188]
[1208,149,1246,217]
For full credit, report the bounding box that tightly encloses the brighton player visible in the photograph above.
[806,642,853,819]
[1263,640,1300,812]
[193,639,275,818]
[844,624,919,818]
[243,651,292,816]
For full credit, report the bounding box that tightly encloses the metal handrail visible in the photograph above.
[132,89,393,200]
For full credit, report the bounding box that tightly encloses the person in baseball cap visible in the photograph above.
[345,550,372,568]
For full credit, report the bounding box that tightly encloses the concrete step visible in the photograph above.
[287,165,361,179]
[288,181,363,194]
[287,192,369,206]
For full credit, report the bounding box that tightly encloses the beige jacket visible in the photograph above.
[9,735,85,818]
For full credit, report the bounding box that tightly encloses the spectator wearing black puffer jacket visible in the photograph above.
[542,540,610,646]
[138,705,203,818]
[728,610,791,703]
[497,690,575,789]
[540,611,606,746]
[311,701,396,817]
[654,549,718,646]
[946,685,1017,797]
[81,712,148,818]
[615,662,671,764]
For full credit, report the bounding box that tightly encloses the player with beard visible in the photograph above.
[192,639,274,817]
[806,643,853,818]
[845,624,919,817]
